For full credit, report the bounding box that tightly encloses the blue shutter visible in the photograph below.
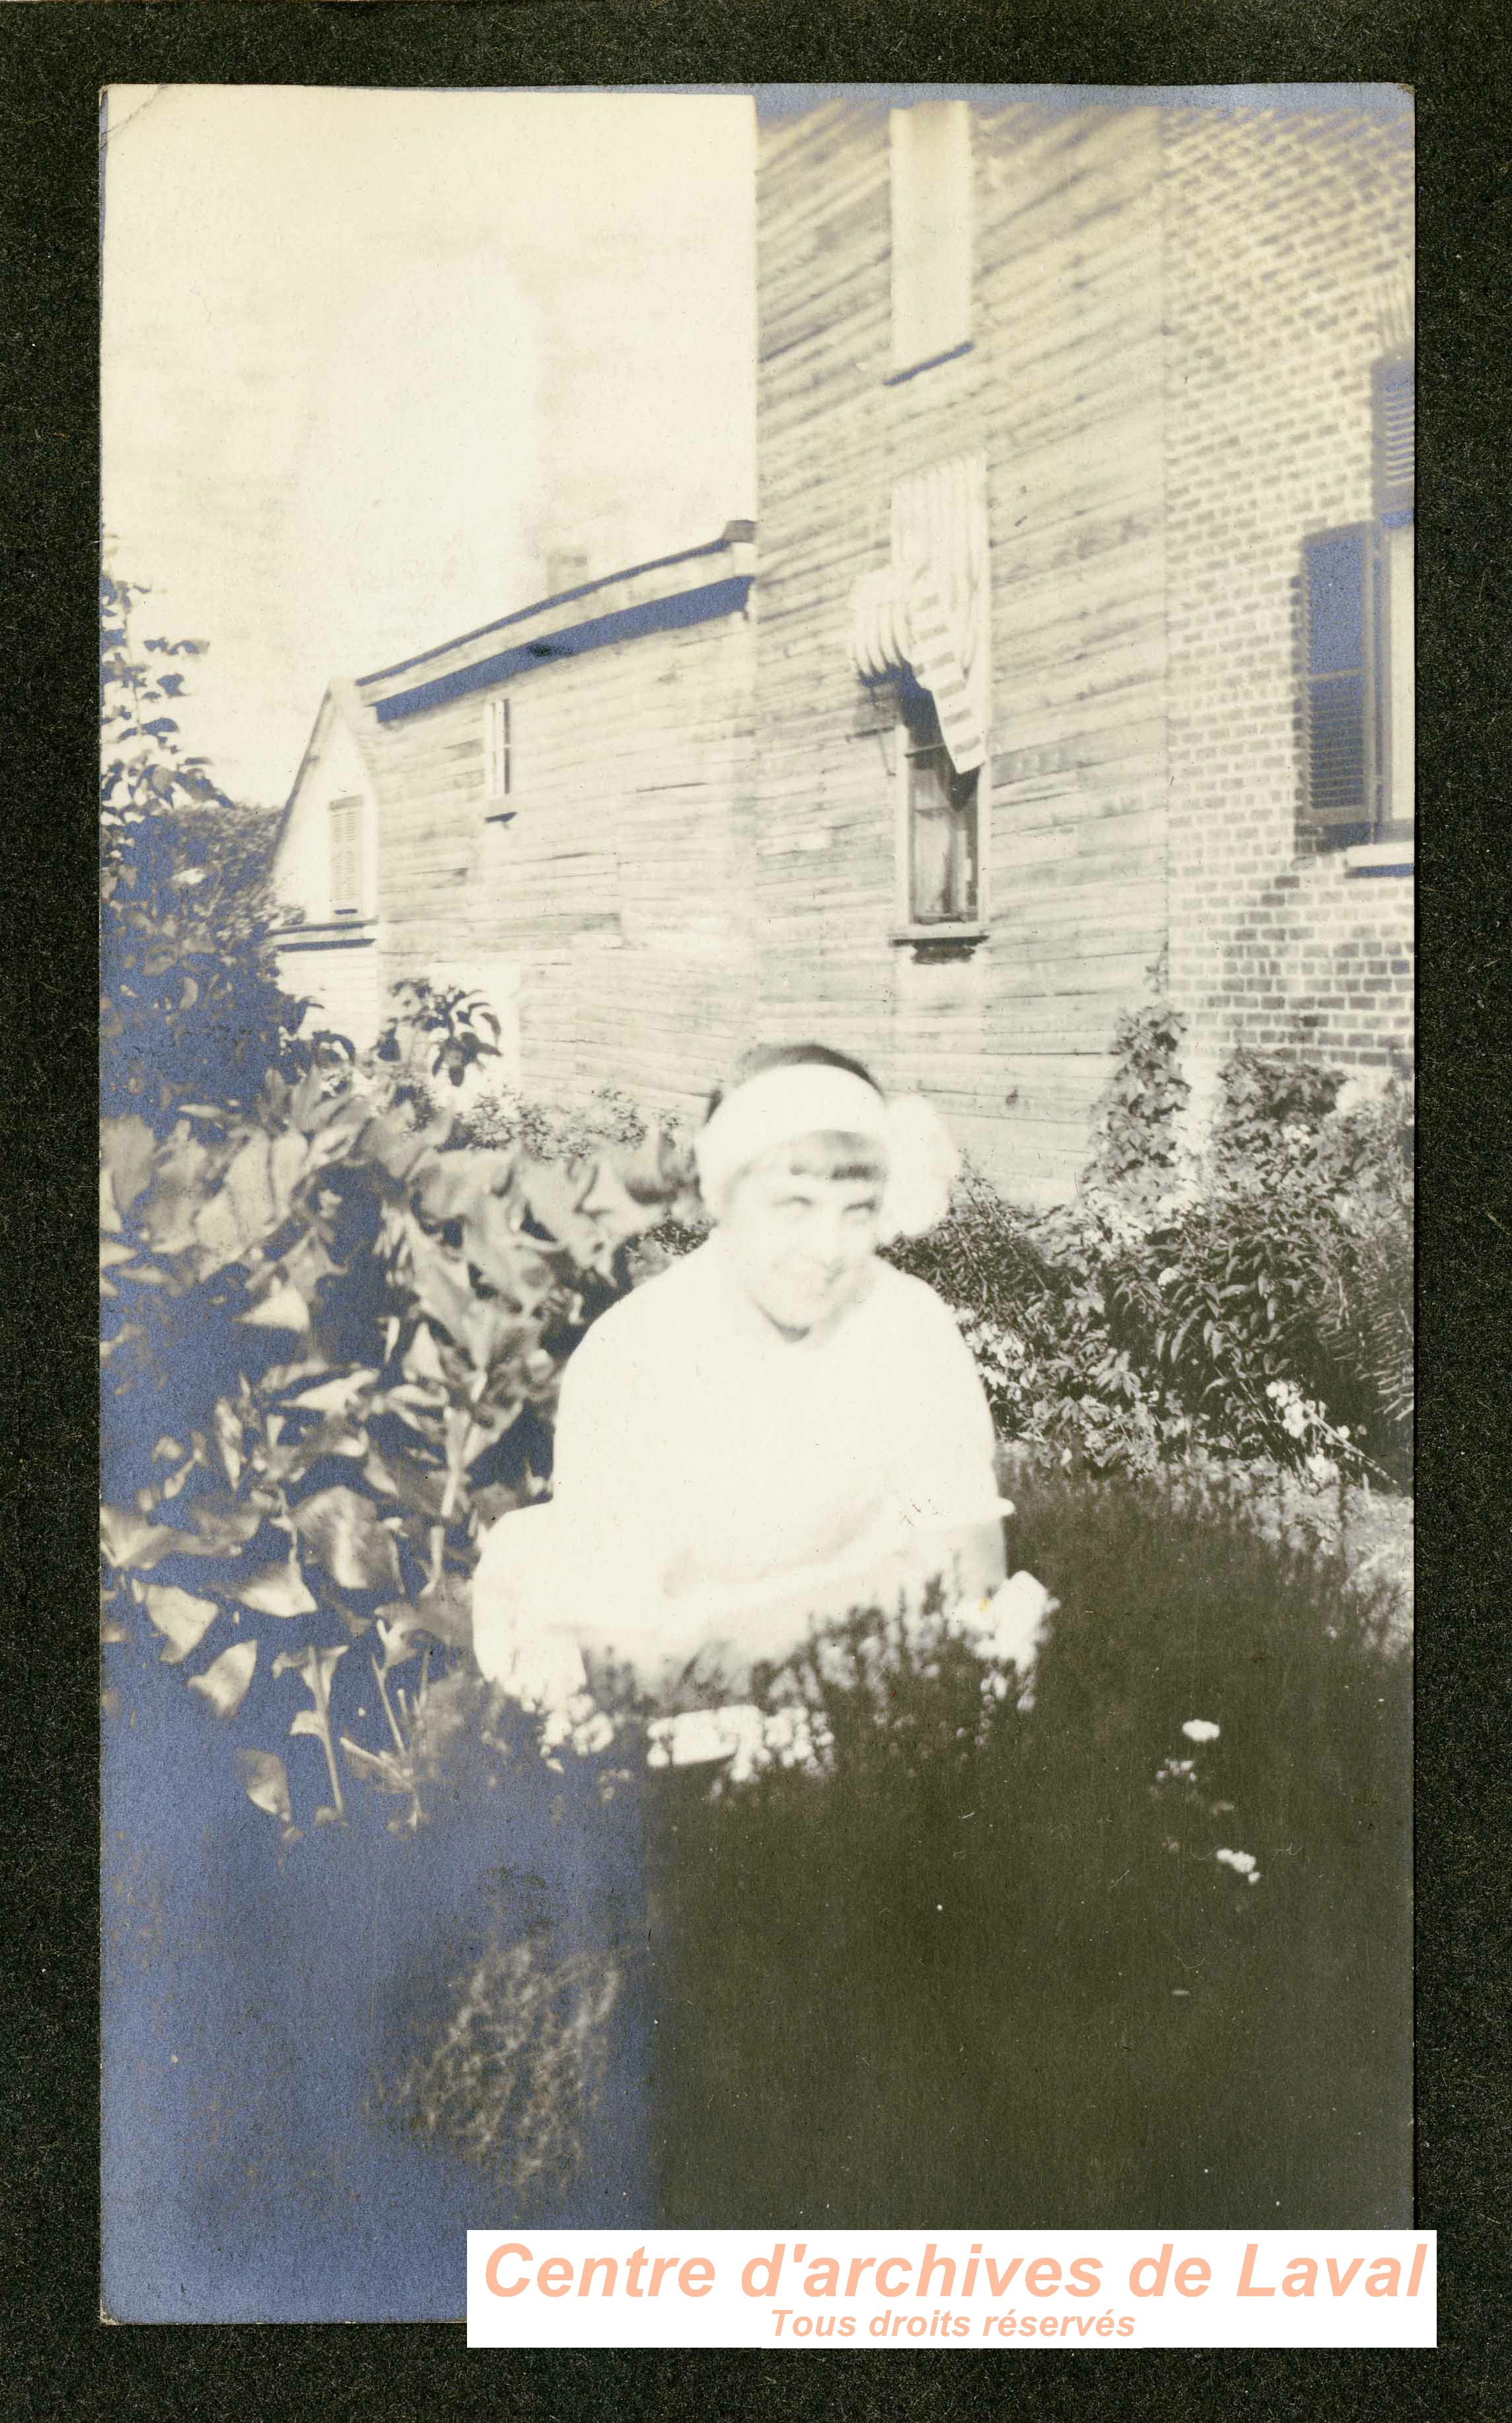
[1373,355,1414,526]
[1301,525,1376,838]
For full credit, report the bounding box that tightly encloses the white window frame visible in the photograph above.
[483,693,512,809]
[889,100,973,377]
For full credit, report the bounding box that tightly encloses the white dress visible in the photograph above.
[472,1234,1002,1698]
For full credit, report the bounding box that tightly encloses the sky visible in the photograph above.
[101,87,757,805]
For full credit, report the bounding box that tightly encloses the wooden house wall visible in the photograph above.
[273,699,381,932]
[271,694,384,1053]
[276,936,384,1061]
[753,100,1170,1203]
[364,604,756,1121]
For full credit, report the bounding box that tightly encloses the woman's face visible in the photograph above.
[718,1148,884,1337]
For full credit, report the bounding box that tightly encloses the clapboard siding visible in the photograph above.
[753,98,1167,1201]
[356,566,756,1117]
[276,939,383,1058]
[272,96,1410,1201]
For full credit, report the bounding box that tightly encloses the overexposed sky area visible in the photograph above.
[102,87,757,804]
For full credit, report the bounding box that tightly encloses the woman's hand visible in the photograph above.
[954,1570,1058,1710]
[603,1518,1007,1699]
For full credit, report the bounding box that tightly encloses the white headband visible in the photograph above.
[694,1064,958,1241]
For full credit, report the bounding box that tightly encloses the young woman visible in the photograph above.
[472,1043,1048,1738]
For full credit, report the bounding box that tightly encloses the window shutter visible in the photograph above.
[1301,526,1375,831]
[890,102,972,373]
[329,798,361,914]
[484,696,511,803]
[1373,356,1414,525]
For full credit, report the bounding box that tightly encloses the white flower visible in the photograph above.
[569,1710,616,1758]
[968,1571,1055,1672]
[758,1705,834,1777]
[1215,1847,1258,1876]
[538,1687,600,1755]
[646,1703,839,1784]
[1182,1719,1221,1744]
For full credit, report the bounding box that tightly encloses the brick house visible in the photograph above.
[275,89,1412,1202]
[749,89,1413,1200]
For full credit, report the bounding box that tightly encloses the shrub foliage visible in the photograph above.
[892,1012,1413,1487]
[655,1466,1410,2229]
[100,571,316,1131]
[100,1059,685,1844]
[99,577,1412,2265]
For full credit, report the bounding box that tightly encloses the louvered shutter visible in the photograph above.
[890,103,972,374]
[329,798,361,915]
[1373,355,1415,526]
[1301,526,1375,834]
[484,696,511,803]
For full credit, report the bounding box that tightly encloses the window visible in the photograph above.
[889,102,972,376]
[328,796,362,918]
[1373,354,1414,837]
[1301,525,1374,842]
[483,694,511,807]
[1301,355,1414,848]
[900,688,980,924]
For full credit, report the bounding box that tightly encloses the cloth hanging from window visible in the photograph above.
[847,453,989,774]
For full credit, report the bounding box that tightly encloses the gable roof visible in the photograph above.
[276,519,757,833]
[271,676,383,864]
[358,521,756,725]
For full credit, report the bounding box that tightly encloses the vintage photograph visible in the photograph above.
[99,84,1414,2323]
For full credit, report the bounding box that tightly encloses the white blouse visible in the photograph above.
[472,1234,1001,1689]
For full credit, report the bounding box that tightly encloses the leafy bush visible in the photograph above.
[100,572,318,1133]
[376,978,505,1111]
[98,565,1410,2282]
[654,1464,1411,2229]
[892,1027,1413,1489]
[1081,993,1192,1212]
[461,1080,674,1167]
[1146,1068,1413,1481]
[100,1057,684,1845]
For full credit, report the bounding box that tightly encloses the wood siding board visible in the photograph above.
[751,97,1167,1196]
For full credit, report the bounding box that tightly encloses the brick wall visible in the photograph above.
[1162,100,1414,1106]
